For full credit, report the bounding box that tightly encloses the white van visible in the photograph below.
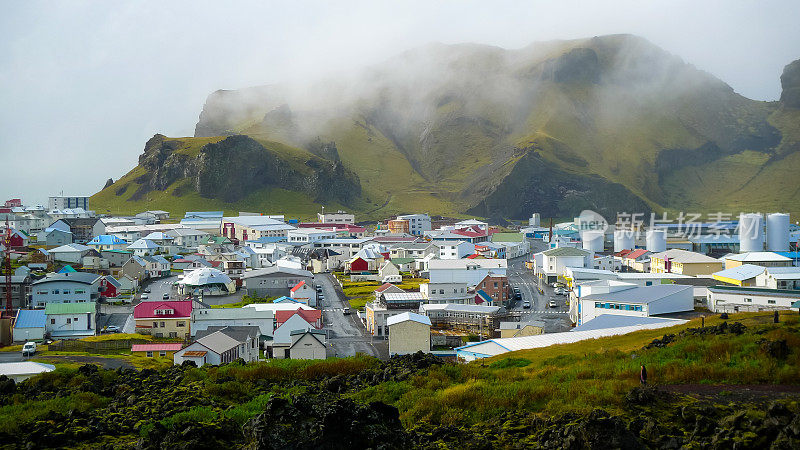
[382,275,402,284]
[22,342,37,357]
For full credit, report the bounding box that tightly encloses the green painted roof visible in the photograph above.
[390,258,416,264]
[491,232,524,243]
[45,302,96,315]
[543,247,589,257]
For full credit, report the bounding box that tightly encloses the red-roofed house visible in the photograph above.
[622,249,652,272]
[134,300,192,339]
[374,283,404,301]
[131,343,183,358]
[348,257,369,272]
[289,280,317,306]
[270,308,325,358]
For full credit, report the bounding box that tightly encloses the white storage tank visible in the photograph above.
[646,229,667,253]
[739,213,764,252]
[529,213,541,227]
[613,230,635,252]
[766,213,790,252]
[582,231,605,253]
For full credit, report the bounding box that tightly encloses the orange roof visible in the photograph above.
[290,280,306,292]
[624,249,649,260]
[183,351,207,357]
[613,249,633,257]
[374,283,394,293]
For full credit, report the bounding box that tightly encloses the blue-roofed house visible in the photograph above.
[87,234,129,251]
[13,309,46,342]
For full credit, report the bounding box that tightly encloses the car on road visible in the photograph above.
[523,300,531,309]
[143,288,151,293]
[548,300,559,308]
[104,325,120,333]
[141,293,148,300]
[554,287,566,295]
[162,293,170,300]
[342,307,351,315]
[22,342,36,357]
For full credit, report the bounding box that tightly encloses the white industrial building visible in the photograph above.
[427,259,507,286]
[287,228,337,243]
[707,285,800,313]
[456,316,687,361]
[396,214,431,236]
[576,284,694,325]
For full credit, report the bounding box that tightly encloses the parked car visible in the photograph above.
[383,275,402,284]
[554,287,566,295]
[22,342,36,357]
[548,300,559,308]
[342,307,351,315]
[141,293,148,300]
[523,300,531,309]
[105,325,120,333]
[143,288,151,293]
[551,282,559,288]
[162,293,170,300]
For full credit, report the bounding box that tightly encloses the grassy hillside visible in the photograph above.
[2,311,799,448]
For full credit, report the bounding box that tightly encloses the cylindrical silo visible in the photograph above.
[582,231,605,253]
[614,230,635,252]
[739,213,764,252]
[766,213,790,252]
[529,213,541,227]
[646,229,667,253]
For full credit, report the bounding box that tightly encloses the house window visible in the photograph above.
[177,321,185,327]
[74,317,79,322]
[768,300,776,304]
[153,322,158,328]
[66,318,71,324]
[160,351,167,357]
[63,289,70,294]
[745,298,752,303]
[52,289,59,294]
[146,351,153,357]
[169,332,177,338]
[50,318,55,324]
[160,322,165,327]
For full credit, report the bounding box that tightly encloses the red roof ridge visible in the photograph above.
[290,280,306,292]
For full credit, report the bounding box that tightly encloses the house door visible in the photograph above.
[284,349,290,359]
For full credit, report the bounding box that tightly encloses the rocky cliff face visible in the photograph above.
[128,134,360,205]
[781,59,800,108]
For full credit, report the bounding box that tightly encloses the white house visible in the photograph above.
[755,267,800,290]
[13,309,46,342]
[173,327,260,366]
[48,243,92,264]
[427,259,507,286]
[288,329,328,360]
[287,228,337,244]
[289,281,318,307]
[127,238,160,257]
[44,301,97,339]
[434,241,476,259]
[166,228,210,249]
[538,247,591,284]
[317,210,355,224]
[396,214,431,236]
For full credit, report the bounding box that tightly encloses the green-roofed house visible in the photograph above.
[45,301,97,339]
[491,232,531,258]
[538,247,591,284]
[390,258,416,272]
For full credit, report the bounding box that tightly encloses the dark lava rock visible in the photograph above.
[243,393,410,449]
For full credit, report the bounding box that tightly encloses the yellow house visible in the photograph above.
[711,264,765,287]
[498,321,544,338]
[650,249,723,276]
[723,252,793,270]
[133,301,192,339]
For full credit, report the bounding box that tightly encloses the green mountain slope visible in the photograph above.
[95,35,800,220]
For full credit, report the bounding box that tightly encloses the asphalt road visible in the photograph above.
[317,273,387,359]
[506,246,572,333]
[0,351,23,362]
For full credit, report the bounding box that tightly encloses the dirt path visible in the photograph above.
[661,384,800,402]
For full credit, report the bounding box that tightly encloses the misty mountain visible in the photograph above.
[94,34,800,220]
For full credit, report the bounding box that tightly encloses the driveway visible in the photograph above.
[317,273,387,359]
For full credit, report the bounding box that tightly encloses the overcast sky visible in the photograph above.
[1,0,798,205]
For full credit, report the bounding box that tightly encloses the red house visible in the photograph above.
[348,257,369,272]
[2,229,28,249]
[100,276,121,298]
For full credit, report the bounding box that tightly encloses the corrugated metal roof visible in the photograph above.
[543,247,589,257]
[15,310,46,328]
[581,284,692,304]
[712,264,766,281]
[387,312,431,327]
[45,302,96,315]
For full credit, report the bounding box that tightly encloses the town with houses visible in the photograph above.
[1,195,799,380]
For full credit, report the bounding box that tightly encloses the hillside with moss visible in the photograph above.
[94,35,800,220]
[2,312,800,448]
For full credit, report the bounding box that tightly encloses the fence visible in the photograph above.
[48,338,149,353]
